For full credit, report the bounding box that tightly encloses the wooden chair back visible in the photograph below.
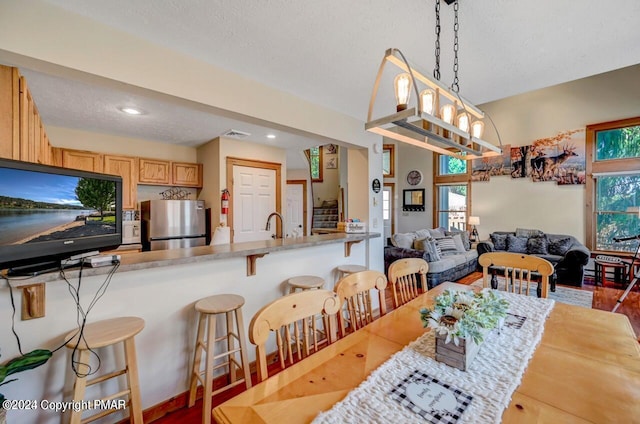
[334,270,388,338]
[387,258,429,308]
[478,252,554,298]
[248,289,341,382]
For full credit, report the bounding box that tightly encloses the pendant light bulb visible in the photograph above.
[394,73,412,112]
[440,104,456,125]
[457,113,470,133]
[471,120,485,139]
[420,89,436,115]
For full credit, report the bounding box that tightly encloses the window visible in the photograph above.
[308,146,323,182]
[586,117,640,252]
[434,154,470,230]
[382,144,395,177]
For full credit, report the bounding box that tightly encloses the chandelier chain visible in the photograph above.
[434,0,441,80]
[452,0,460,93]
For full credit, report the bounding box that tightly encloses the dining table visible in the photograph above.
[212,282,640,423]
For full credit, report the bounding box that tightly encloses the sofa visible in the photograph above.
[477,229,590,287]
[384,228,478,289]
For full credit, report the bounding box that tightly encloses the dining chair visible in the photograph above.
[334,270,388,338]
[479,252,554,298]
[248,289,341,382]
[387,258,429,308]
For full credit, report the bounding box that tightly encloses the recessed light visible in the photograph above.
[118,107,145,115]
[266,134,276,139]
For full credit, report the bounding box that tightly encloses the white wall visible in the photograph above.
[0,242,369,423]
[396,142,434,233]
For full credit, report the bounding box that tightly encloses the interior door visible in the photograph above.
[233,165,276,242]
[286,182,305,237]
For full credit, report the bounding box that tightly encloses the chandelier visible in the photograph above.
[365,0,502,160]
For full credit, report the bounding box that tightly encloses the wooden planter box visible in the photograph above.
[435,332,482,371]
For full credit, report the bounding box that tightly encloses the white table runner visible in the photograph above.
[313,291,555,424]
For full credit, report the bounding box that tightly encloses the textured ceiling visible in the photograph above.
[11,0,640,157]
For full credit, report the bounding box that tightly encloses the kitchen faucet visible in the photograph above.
[265,212,284,239]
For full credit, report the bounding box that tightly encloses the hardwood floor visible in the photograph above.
[150,271,640,424]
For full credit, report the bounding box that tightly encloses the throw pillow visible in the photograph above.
[490,233,508,251]
[428,227,446,238]
[391,232,416,249]
[415,229,431,240]
[435,236,458,256]
[446,230,471,250]
[515,227,543,238]
[451,233,467,253]
[506,234,528,253]
[549,237,573,256]
[415,237,441,261]
[527,235,549,255]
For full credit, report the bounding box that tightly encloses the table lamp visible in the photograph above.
[469,216,480,242]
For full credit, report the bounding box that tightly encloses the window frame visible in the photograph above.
[433,153,472,230]
[309,146,324,182]
[586,116,640,253]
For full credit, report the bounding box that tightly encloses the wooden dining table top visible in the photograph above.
[213,282,640,424]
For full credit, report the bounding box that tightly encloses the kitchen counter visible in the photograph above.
[5,232,380,286]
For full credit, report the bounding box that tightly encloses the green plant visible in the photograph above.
[0,349,52,403]
[420,289,509,345]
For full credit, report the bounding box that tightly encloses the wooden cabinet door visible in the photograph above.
[139,158,171,185]
[0,66,19,160]
[62,149,103,172]
[172,162,202,188]
[104,155,138,210]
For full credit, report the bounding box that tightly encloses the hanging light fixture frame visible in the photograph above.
[365,48,502,160]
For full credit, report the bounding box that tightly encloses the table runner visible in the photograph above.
[313,291,555,424]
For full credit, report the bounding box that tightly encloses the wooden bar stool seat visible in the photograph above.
[287,275,325,293]
[188,294,252,424]
[65,316,145,424]
[336,264,366,280]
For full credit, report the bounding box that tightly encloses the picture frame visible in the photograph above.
[325,144,338,154]
[326,157,338,169]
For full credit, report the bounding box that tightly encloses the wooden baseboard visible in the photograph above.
[134,351,279,423]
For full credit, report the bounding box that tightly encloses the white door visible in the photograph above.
[233,165,277,242]
[286,183,304,237]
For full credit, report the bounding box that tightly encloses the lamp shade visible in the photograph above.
[468,216,480,226]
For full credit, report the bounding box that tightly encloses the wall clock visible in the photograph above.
[406,170,423,186]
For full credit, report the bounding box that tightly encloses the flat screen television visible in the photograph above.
[0,158,123,275]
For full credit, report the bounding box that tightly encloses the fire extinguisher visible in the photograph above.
[220,189,230,226]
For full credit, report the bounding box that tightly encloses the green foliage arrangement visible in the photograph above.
[420,289,509,345]
[0,349,52,403]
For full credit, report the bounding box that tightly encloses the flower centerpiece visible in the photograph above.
[420,289,509,371]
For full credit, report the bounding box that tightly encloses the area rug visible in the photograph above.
[470,277,593,309]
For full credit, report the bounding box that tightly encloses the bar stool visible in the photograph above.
[287,275,325,293]
[336,264,366,281]
[65,316,145,424]
[188,294,252,424]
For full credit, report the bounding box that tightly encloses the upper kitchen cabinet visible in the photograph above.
[61,149,103,173]
[139,158,171,185]
[104,154,138,210]
[172,162,202,188]
[0,65,53,164]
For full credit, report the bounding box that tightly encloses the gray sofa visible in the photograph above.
[477,229,590,287]
[383,228,478,288]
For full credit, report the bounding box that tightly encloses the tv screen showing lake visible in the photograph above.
[0,167,117,245]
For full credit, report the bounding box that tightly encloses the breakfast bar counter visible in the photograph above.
[5,232,379,286]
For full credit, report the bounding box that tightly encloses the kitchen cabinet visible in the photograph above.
[61,149,103,173]
[0,65,54,165]
[172,162,202,187]
[104,154,138,210]
[139,158,171,185]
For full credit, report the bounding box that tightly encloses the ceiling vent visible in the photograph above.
[222,129,251,139]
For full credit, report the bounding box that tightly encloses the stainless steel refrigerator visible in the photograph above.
[141,200,207,251]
